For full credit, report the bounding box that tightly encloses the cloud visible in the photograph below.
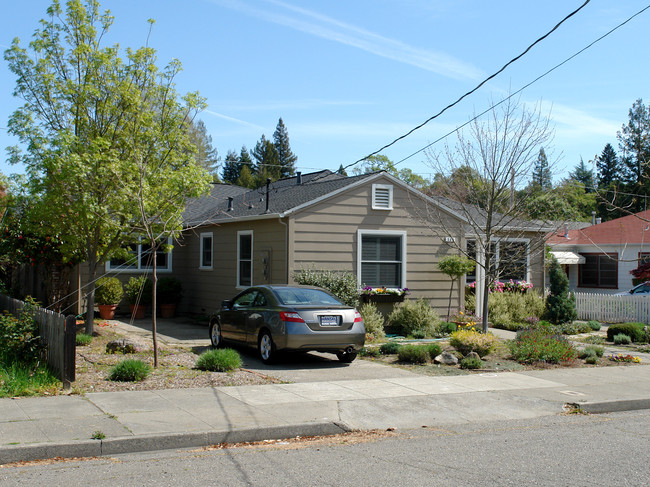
[211,0,483,81]
[541,101,620,139]
[203,109,266,131]
[219,99,372,111]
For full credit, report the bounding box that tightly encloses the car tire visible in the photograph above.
[336,350,358,363]
[209,321,222,348]
[258,330,275,364]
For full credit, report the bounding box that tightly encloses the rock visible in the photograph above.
[466,351,481,361]
[434,351,458,365]
[106,338,140,354]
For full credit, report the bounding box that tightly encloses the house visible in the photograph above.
[85,170,548,318]
[547,210,650,294]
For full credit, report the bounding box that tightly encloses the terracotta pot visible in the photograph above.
[130,304,146,319]
[98,304,117,320]
[159,303,176,319]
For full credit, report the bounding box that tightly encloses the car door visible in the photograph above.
[245,290,269,345]
[220,290,257,342]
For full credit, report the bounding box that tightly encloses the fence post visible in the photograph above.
[63,315,76,389]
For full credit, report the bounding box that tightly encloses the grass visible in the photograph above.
[108,359,152,382]
[0,362,60,397]
[195,348,242,372]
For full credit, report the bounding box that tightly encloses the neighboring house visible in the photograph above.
[78,170,548,318]
[547,210,650,294]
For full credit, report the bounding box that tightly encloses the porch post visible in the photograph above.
[475,246,485,318]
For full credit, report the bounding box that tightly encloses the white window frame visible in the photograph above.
[106,237,173,273]
[199,232,213,270]
[237,230,253,288]
[357,229,407,289]
[372,184,393,210]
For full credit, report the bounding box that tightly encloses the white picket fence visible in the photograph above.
[574,292,650,323]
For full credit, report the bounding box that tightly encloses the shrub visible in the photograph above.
[387,298,440,338]
[449,329,499,357]
[488,291,545,330]
[157,277,183,304]
[397,345,430,364]
[544,257,577,324]
[195,348,242,372]
[509,329,577,364]
[424,343,442,360]
[380,342,402,355]
[613,333,631,345]
[560,322,592,335]
[359,347,380,358]
[582,345,604,358]
[94,277,123,305]
[438,322,458,336]
[607,323,646,343]
[0,297,43,365]
[294,268,359,307]
[585,356,598,365]
[359,303,385,342]
[124,276,153,306]
[579,347,597,360]
[76,333,93,346]
[587,321,602,331]
[108,359,151,382]
[460,356,483,370]
[582,335,606,345]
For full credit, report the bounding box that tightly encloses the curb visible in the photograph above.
[0,421,351,465]
[573,399,650,414]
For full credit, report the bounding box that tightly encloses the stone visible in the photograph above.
[106,338,140,354]
[434,351,458,365]
[466,351,481,361]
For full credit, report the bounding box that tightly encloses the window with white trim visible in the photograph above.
[372,184,393,210]
[107,238,172,272]
[465,238,529,283]
[237,231,253,287]
[358,230,406,288]
[200,232,213,270]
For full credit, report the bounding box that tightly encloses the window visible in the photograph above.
[465,238,529,283]
[237,231,253,287]
[358,230,406,288]
[466,239,477,282]
[579,253,617,288]
[200,233,213,269]
[106,239,172,272]
[372,184,393,210]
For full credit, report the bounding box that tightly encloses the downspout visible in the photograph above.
[278,216,290,284]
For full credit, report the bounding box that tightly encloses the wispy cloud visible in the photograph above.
[217,99,372,112]
[203,109,266,131]
[541,101,620,139]
[291,120,455,139]
[211,0,483,81]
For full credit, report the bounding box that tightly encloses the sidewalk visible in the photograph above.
[3,363,650,464]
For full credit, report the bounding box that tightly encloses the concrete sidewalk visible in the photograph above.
[2,364,650,464]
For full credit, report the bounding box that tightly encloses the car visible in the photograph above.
[616,281,650,295]
[209,285,365,364]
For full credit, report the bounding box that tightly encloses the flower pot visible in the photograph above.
[159,303,176,319]
[361,294,405,303]
[98,304,117,320]
[130,303,146,320]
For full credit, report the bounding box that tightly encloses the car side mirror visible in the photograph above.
[221,300,231,310]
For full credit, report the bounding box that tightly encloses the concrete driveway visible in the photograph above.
[109,315,418,383]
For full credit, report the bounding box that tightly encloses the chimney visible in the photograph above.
[564,224,569,238]
[296,172,302,185]
[596,217,602,225]
[227,197,233,211]
[265,178,271,213]
[592,211,596,225]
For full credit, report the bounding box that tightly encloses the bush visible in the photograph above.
[76,333,93,346]
[94,277,123,305]
[449,329,499,357]
[0,297,43,365]
[585,355,598,365]
[581,345,604,358]
[397,345,430,364]
[387,298,440,338]
[359,347,380,358]
[582,335,605,345]
[613,333,631,345]
[607,323,646,343]
[380,342,402,355]
[157,277,183,304]
[544,257,577,324]
[438,322,458,336]
[460,356,483,370]
[294,269,359,307]
[359,303,385,342]
[488,291,546,330]
[560,322,592,335]
[124,276,153,306]
[195,348,242,372]
[424,343,442,360]
[587,320,602,331]
[509,329,577,364]
[108,359,151,382]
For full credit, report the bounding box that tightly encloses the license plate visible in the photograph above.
[320,315,340,326]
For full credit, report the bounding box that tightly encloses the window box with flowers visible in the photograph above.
[360,287,409,303]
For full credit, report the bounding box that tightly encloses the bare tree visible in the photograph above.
[417,97,555,332]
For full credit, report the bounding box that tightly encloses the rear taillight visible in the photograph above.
[354,311,363,323]
[280,311,306,323]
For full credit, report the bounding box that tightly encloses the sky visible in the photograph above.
[1,0,649,184]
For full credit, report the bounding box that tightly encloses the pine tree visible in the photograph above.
[188,119,219,178]
[569,158,594,192]
[240,146,253,173]
[618,99,650,186]
[531,148,552,190]
[221,150,241,184]
[252,134,280,183]
[273,118,297,178]
[236,165,255,189]
[596,143,620,187]
[544,257,577,325]
[337,164,348,176]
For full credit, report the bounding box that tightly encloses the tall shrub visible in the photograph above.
[544,257,576,325]
[294,269,359,306]
[387,298,440,337]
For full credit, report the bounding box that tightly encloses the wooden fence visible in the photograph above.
[1,294,76,387]
[574,292,650,324]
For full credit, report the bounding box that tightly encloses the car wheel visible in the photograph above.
[258,331,275,364]
[336,350,358,363]
[209,321,222,348]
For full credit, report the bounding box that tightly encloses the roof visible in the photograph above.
[547,210,650,246]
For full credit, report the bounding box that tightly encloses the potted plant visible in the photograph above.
[95,277,123,320]
[124,276,152,319]
[157,277,183,318]
[360,286,408,303]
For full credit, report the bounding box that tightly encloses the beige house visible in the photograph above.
[88,170,547,318]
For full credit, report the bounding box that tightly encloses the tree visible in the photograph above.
[337,164,347,176]
[272,118,297,178]
[421,97,554,332]
[569,158,594,192]
[252,134,280,184]
[531,148,552,191]
[353,154,399,176]
[221,150,241,184]
[236,164,255,188]
[616,99,650,213]
[187,119,219,179]
[522,179,596,222]
[544,257,576,324]
[596,143,620,187]
[437,255,475,320]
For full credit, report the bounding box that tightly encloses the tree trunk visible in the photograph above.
[85,255,98,335]
[151,239,159,368]
[447,280,454,321]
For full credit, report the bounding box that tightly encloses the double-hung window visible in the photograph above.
[237,231,253,287]
[200,233,213,270]
[465,238,529,283]
[579,253,617,288]
[107,238,172,272]
[358,230,406,288]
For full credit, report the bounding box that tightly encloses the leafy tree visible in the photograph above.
[187,119,219,179]
[353,154,399,176]
[522,179,596,222]
[252,134,280,185]
[569,158,594,192]
[544,257,576,325]
[531,148,552,191]
[221,150,241,184]
[272,118,297,178]
[437,255,475,320]
[429,165,497,210]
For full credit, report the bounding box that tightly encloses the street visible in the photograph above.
[2,410,649,486]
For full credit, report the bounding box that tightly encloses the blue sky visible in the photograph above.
[1,0,649,183]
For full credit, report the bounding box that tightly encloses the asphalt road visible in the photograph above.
[2,410,649,486]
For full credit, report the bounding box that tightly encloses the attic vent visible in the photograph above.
[372,184,393,210]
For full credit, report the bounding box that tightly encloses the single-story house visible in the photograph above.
[76,170,548,318]
[547,210,650,294]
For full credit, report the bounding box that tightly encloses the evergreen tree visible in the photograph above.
[252,134,280,184]
[544,257,577,325]
[236,164,255,189]
[221,150,241,184]
[240,145,253,173]
[569,158,594,192]
[596,143,620,187]
[618,98,650,186]
[188,119,219,178]
[531,148,552,190]
[337,164,347,176]
[273,118,297,178]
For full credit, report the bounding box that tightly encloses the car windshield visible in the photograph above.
[274,288,343,306]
